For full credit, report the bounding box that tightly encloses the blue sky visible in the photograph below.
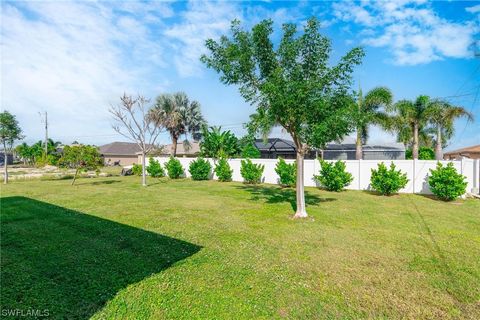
[1,0,479,151]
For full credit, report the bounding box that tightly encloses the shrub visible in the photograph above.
[240,159,264,184]
[275,158,296,187]
[132,163,143,176]
[428,162,467,201]
[241,142,260,159]
[146,157,165,178]
[189,158,212,181]
[315,160,353,192]
[214,158,233,182]
[165,157,184,179]
[370,162,408,195]
[406,147,435,160]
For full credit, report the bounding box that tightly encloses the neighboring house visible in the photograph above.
[160,141,201,157]
[444,145,480,160]
[321,143,405,160]
[99,142,153,166]
[254,139,316,159]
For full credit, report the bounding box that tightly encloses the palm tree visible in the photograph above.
[425,100,473,160]
[149,92,206,156]
[354,86,393,159]
[390,95,431,160]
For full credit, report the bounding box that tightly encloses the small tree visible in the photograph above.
[58,145,103,185]
[0,111,23,184]
[315,160,353,192]
[110,94,163,186]
[428,162,467,201]
[189,158,212,180]
[165,157,184,179]
[146,157,165,178]
[370,163,408,196]
[214,158,233,182]
[202,18,363,217]
[275,158,296,187]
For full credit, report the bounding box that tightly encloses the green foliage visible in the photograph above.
[131,164,143,176]
[58,145,103,185]
[200,126,240,158]
[406,147,435,160]
[165,157,184,179]
[0,110,23,149]
[214,158,233,182]
[189,158,212,181]
[146,158,165,178]
[241,142,260,159]
[370,163,408,195]
[315,160,353,192]
[240,159,264,184]
[275,158,296,187]
[428,162,467,201]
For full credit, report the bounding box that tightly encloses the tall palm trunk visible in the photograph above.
[171,134,178,157]
[3,141,8,184]
[355,128,362,160]
[412,122,419,160]
[435,125,443,160]
[293,139,307,218]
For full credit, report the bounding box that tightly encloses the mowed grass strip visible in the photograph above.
[1,176,479,319]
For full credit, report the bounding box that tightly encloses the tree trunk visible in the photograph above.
[141,150,147,186]
[435,126,443,160]
[3,142,8,184]
[412,122,419,160]
[171,135,178,157]
[294,144,307,218]
[355,128,363,160]
[71,168,79,185]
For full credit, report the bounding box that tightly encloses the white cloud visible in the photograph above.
[333,0,478,65]
[466,4,480,14]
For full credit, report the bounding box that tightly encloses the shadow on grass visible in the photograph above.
[76,179,122,186]
[236,185,335,211]
[0,196,201,319]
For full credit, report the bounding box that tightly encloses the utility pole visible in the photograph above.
[39,111,48,156]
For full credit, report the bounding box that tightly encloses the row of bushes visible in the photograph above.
[136,157,467,201]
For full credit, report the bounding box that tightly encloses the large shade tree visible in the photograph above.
[425,100,473,160]
[0,111,23,184]
[390,95,431,160]
[149,92,206,156]
[354,86,393,159]
[201,18,364,218]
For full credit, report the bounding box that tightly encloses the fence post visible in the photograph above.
[475,159,480,194]
[412,159,416,193]
[358,159,362,190]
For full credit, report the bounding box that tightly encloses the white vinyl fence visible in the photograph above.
[152,156,480,195]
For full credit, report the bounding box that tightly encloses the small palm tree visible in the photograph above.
[425,100,473,160]
[149,92,206,156]
[354,86,393,159]
[390,95,431,159]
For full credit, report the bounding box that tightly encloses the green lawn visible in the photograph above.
[1,176,479,319]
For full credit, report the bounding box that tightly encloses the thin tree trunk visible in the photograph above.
[171,135,178,157]
[71,168,79,185]
[435,126,443,160]
[141,150,147,186]
[3,141,8,184]
[412,122,419,160]
[294,142,307,218]
[355,128,363,160]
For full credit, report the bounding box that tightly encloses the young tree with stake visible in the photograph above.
[201,18,363,218]
[110,94,164,186]
[0,111,23,184]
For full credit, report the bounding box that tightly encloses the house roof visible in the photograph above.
[161,141,200,155]
[254,138,296,152]
[444,144,480,155]
[99,142,150,156]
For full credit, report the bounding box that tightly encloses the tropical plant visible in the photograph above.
[202,17,363,217]
[389,95,432,159]
[241,142,260,159]
[0,111,23,184]
[275,158,296,187]
[425,100,473,160]
[149,92,206,156]
[315,160,353,192]
[214,158,233,182]
[58,145,103,185]
[200,126,240,158]
[370,162,408,195]
[146,157,165,177]
[189,158,212,180]
[354,87,393,159]
[428,162,467,201]
[406,147,435,160]
[15,142,33,165]
[240,159,264,184]
[165,157,184,179]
